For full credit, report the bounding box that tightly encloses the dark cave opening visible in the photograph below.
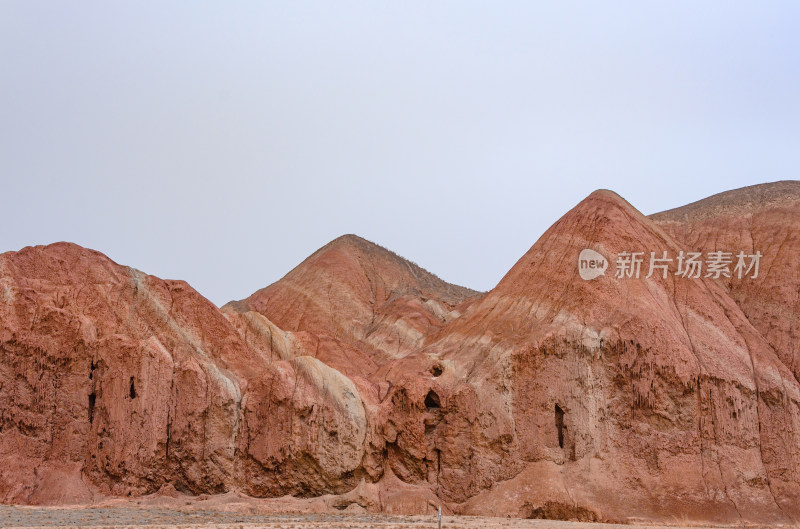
[129,377,136,399]
[424,390,441,409]
[88,392,96,423]
[555,404,565,449]
[430,364,443,377]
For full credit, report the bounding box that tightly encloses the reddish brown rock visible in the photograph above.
[384,188,800,523]
[0,243,244,501]
[2,184,800,525]
[0,243,371,504]
[651,181,800,382]
[223,234,480,378]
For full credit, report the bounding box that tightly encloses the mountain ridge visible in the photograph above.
[1,182,800,523]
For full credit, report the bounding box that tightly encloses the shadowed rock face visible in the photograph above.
[2,183,800,524]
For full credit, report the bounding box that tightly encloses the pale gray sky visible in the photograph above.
[2,2,799,305]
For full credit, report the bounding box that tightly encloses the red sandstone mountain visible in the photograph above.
[397,188,800,522]
[1,182,800,524]
[651,181,800,383]
[0,242,250,502]
[0,243,374,504]
[223,235,479,376]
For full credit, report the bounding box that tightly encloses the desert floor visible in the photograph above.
[0,506,761,529]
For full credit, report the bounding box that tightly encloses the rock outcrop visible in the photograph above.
[651,181,800,383]
[404,188,800,522]
[223,235,480,376]
[0,243,370,504]
[1,182,800,524]
[0,243,248,502]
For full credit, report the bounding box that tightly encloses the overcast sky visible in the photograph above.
[2,2,799,305]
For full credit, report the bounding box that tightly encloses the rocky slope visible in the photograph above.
[223,235,479,377]
[0,243,372,505]
[400,188,800,522]
[651,181,800,383]
[1,182,799,524]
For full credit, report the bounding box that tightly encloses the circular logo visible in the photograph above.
[578,249,607,280]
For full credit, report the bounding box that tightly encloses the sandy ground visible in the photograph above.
[0,492,767,529]
[0,506,761,529]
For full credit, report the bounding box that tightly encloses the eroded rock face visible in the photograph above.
[2,183,800,525]
[236,355,370,497]
[0,243,369,505]
[0,244,239,501]
[223,235,480,376]
[414,189,800,522]
[651,181,800,383]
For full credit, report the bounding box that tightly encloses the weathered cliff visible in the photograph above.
[2,183,800,524]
